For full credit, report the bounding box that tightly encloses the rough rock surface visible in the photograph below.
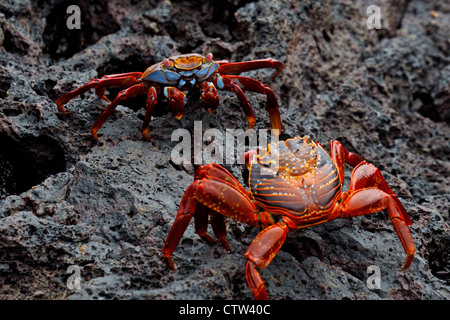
[0,0,449,299]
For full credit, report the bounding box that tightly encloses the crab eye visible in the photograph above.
[206,53,213,62]
[163,59,172,68]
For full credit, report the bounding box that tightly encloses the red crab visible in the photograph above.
[55,53,284,140]
[162,136,415,299]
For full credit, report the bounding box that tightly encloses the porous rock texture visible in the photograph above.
[0,0,448,299]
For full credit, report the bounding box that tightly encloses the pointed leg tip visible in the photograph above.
[401,253,414,271]
[56,103,66,114]
[90,130,99,141]
[141,131,151,141]
[219,238,232,253]
[163,256,177,271]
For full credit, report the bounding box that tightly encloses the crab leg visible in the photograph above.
[226,75,282,134]
[218,58,285,81]
[348,162,411,225]
[215,59,231,66]
[194,163,250,197]
[245,221,290,300]
[90,83,147,139]
[163,86,186,119]
[328,158,415,270]
[329,140,365,184]
[194,202,220,245]
[214,75,282,134]
[199,82,220,113]
[162,182,198,270]
[141,86,158,140]
[55,72,143,114]
[338,188,415,270]
[162,164,260,270]
[227,78,256,130]
[193,203,232,252]
[350,162,414,269]
[210,212,231,251]
[329,141,414,269]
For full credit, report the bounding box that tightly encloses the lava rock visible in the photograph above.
[0,0,448,300]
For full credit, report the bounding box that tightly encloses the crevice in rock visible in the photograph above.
[0,133,66,199]
[39,0,120,60]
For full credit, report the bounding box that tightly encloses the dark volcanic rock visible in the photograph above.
[0,0,448,300]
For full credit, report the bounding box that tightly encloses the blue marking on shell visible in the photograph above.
[143,69,181,85]
[195,62,219,82]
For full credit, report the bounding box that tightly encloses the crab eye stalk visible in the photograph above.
[163,59,173,68]
[206,53,213,63]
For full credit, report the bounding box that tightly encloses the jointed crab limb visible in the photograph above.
[56,72,143,114]
[338,188,415,270]
[162,183,198,270]
[90,83,147,139]
[329,140,365,184]
[199,82,220,113]
[348,162,414,269]
[141,86,158,140]
[349,162,411,225]
[212,76,257,130]
[218,58,285,81]
[212,75,282,133]
[194,163,250,197]
[194,203,232,251]
[193,202,218,244]
[231,80,257,129]
[210,212,232,252]
[163,86,186,119]
[222,75,282,134]
[193,178,260,226]
[92,72,145,103]
[162,165,261,270]
[245,222,290,300]
[328,141,414,269]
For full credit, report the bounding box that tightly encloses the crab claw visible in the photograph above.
[164,87,185,119]
[200,82,219,113]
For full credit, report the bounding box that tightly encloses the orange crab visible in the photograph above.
[55,53,284,140]
[162,136,415,299]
